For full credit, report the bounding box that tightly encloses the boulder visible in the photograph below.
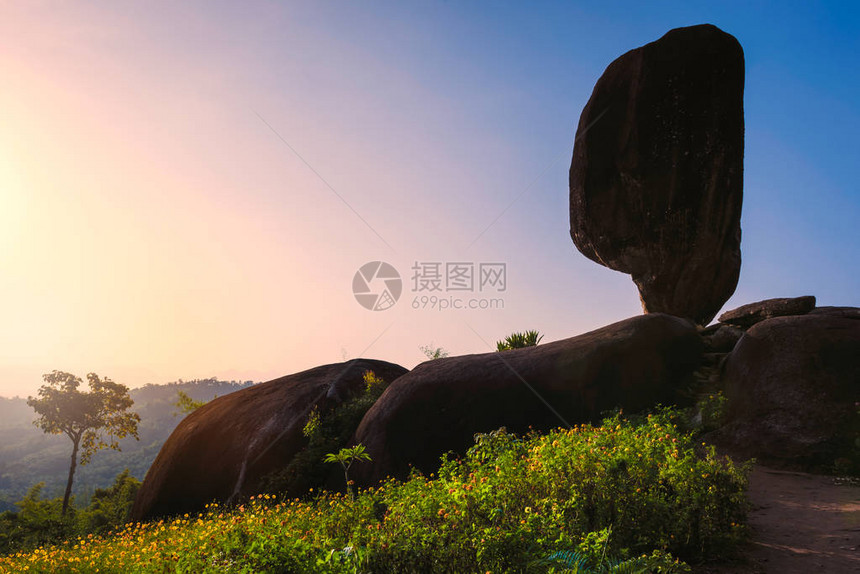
[569,24,744,326]
[808,306,860,320]
[131,359,408,521]
[352,314,703,485]
[715,314,860,468]
[704,325,745,353]
[718,295,816,328]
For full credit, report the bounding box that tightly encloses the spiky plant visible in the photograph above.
[496,329,543,351]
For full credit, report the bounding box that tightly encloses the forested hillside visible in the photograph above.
[0,379,254,512]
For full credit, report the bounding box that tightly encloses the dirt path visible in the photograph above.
[697,466,860,573]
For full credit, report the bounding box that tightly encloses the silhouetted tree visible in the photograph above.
[27,371,140,515]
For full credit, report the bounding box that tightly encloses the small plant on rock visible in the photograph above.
[419,344,449,360]
[362,370,385,392]
[324,444,372,500]
[496,329,543,351]
[302,406,321,438]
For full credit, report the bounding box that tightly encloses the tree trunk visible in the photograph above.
[62,438,79,516]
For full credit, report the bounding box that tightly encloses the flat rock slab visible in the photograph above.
[719,296,816,328]
[570,24,744,326]
[131,358,408,521]
[353,314,702,485]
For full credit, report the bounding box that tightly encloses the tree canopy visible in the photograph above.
[173,390,208,416]
[27,371,140,514]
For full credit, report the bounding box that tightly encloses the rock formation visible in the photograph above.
[808,306,860,320]
[131,359,408,521]
[718,295,815,328]
[715,313,860,468]
[352,314,702,485]
[570,24,744,325]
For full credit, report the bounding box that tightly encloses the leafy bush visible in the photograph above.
[0,470,139,556]
[76,470,140,536]
[695,392,728,431]
[534,544,691,573]
[0,409,749,572]
[262,371,389,496]
[497,330,544,351]
[0,379,253,514]
[0,483,74,555]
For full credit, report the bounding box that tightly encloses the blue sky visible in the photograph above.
[1,1,857,397]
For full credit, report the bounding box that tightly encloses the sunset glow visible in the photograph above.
[2,2,857,398]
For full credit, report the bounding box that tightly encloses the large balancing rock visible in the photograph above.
[131,359,408,521]
[570,24,744,326]
[352,314,702,486]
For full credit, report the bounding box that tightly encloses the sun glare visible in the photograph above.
[0,150,27,260]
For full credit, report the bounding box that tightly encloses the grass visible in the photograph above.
[0,409,750,573]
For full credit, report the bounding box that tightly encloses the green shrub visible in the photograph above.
[0,469,139,556]
[262,371,389,496]
[695,392,728,431]
[1,408,750,572]
[0,483,74,555]
[497,330,543,351]
[535,544,691,573]
[76,470,140,536]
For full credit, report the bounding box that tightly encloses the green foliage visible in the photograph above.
[323,445,373,467]
[302,406,321,439]
[2,409,750,572]
[262,371,389,497]
[419,344,449,360]
[27,372,140,466]
[537,548,690,573]
[0,378,253,513]
[362,370,385,392]
[0,483,74,554]
[0,469,139,556]
[27,371,140,515]
[695,392,728,431]
[76,469,140,536]
[324,445,372,499]
[497,329,544,351]
[173,390,208,416]
[532,528,691,573]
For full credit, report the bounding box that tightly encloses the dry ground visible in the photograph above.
[695,466,860,573]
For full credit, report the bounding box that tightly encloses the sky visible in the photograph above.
[1,1,858,398]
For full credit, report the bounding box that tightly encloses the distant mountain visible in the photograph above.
[0,378,255,512]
